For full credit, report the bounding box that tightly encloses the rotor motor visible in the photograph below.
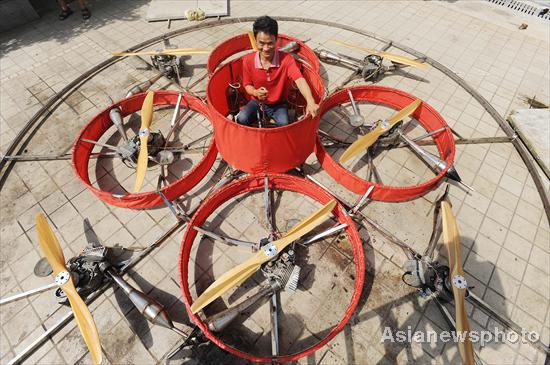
[55,246,111,304]
[151,53,184,80]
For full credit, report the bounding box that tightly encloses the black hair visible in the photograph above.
[253,16,278,38]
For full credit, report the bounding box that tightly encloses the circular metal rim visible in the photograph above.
[3,16,547,218]
[315,85,456,202]
[178,173,366,363]
[72,90,218,209]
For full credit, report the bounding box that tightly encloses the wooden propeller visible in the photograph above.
[441,199,475,365]
[331,39,428,69]
[339,99,422,163]
[133,91,154,193]
[190,200,337,314]
[248,31,259,51]
[36,214,102,365]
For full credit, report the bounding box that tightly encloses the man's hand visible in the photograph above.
[254,87,268,101]
[305,102,320,118]
[295,77,319,118]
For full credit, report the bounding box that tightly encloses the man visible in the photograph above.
[237,16,319,127]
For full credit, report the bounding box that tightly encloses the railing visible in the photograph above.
[487,0,550,20]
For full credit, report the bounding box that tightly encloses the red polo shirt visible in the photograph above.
[242,50,303,105]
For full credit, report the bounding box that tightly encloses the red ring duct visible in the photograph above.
[179,173,365,363]
[207,33,320,74]
[315,85,455,202]
[72,91,217,209]
[207,60,324,174]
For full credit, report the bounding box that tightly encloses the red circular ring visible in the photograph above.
[72,90,218,209]
[179,173,365,363]
[207,33,320,74]
[315,85,455,202]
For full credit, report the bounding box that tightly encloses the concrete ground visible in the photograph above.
[1,0,549,364]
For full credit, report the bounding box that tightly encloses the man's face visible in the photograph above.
[255,31,276,59]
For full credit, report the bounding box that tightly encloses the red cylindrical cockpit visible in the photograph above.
[207,56,324,173]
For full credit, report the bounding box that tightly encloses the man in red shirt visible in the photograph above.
[236,16,319,127]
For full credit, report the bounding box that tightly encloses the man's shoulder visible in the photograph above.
[279,52,298,66]
[242,52,256,65]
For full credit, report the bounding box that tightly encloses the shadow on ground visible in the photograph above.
[1,0,148,53]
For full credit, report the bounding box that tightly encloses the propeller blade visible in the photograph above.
[441,200,475,365]
[160,50,210,56]
[377,51,428,68]
[387,98,422,125]
[113,48,210,57]
[190,260,262,314]
[35,214,67,274]
[36,214,102,364]
[190,200,336,314]
[278,199,337,244]
[62,282,103,364]
[339,99,422,164]
[248,31,258,51]
[331,39,428,68]
[133,91,155,193]
[331,39,378,54]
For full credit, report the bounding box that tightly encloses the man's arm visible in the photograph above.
[295,77,319,118]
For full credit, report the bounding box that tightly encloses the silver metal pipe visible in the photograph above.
[193,226,258,250]
[270,292,280,357]
[169,93,183,127]
[0,282,58,306]
[315,49,362,69]
[302,224,347,245]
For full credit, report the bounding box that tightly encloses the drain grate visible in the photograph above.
[487,0,550,20]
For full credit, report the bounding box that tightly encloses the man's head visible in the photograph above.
[253,16,278,59]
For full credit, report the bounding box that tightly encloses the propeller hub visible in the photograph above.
[138,128,150,138]
[262,242,278,258]
[452,275,467,290]
[55,271,71,286]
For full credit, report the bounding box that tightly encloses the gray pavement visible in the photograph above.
[1,0,549,364]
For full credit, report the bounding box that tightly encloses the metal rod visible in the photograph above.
[80,138,119,152]
[305,174,416,258]
[169,93,183,127]
[264,175,277,239]
[0,282,58,305]
[193,226,258,250]
[410,127,447,142]
[348,89,360,116]
[302,223,348,245]
[270,292,280,357]
[7,310,74,365]
[395,136,515,148]
[0,152,116,161]
[350,185,375,215]
[158,190,182,221]
[467,292,550,355]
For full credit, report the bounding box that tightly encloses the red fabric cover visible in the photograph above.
[72,91,217,209]
[242,51,302,104]
[179,173,365,363]
[315,85,456,202]
[207,60,324,173]
[207,33,320,74]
